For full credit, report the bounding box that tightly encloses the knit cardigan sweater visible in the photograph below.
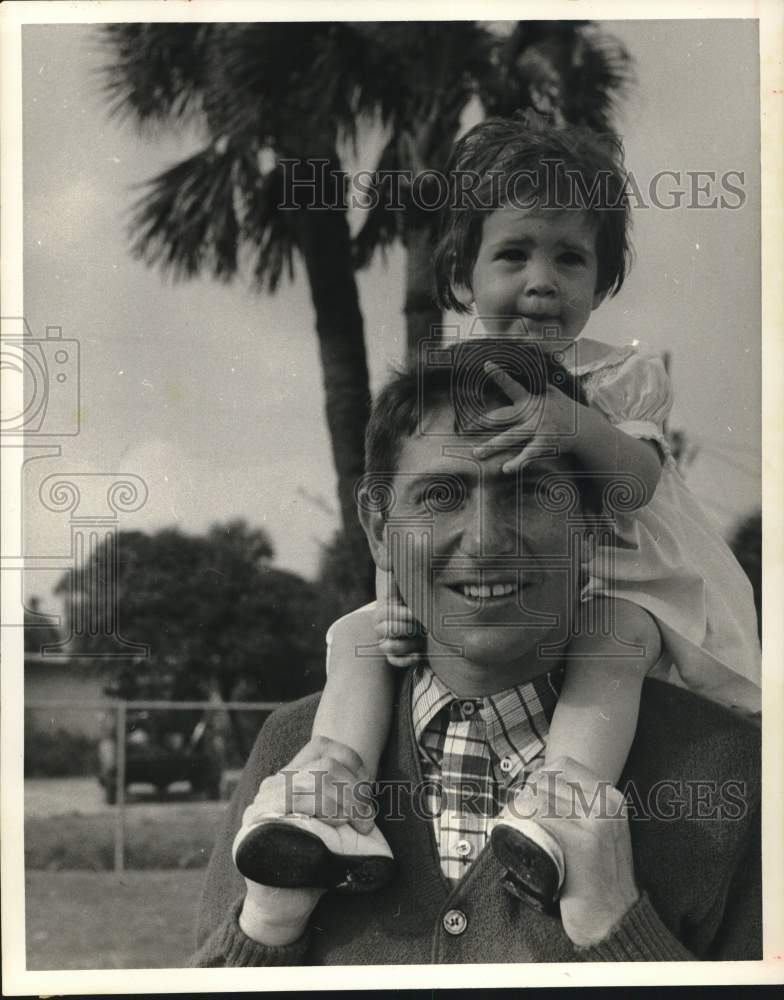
[192,673,761,966]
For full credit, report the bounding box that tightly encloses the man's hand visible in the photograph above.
[238,737,374,946]
[374,566,425,667]
[510,756,640,947]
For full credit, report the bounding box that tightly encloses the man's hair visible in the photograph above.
[433,112,633,314]
[363,339,601,513]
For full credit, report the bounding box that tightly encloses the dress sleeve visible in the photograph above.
[584,348,674,451]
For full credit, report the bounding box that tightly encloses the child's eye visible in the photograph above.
[496,248,526,262]
[559,251,585,266]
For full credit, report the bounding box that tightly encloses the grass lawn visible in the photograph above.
[26,869,206,970]
[25,802,226,870]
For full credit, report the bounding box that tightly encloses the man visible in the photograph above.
[192,342,761,965]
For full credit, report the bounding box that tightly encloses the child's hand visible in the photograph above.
[473,362,589,473]
[374,567,425,667]
[238,736,371,945]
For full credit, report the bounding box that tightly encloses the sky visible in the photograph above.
[19,18,761,614]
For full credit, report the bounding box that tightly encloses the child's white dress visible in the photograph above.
[566,338,761,713]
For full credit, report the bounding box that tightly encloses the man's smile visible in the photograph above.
[439,570,537,605]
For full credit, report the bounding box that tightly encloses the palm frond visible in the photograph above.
[560,26,635,131]
[129,145,240,283]
[101,23,213,129]
[235,158,298,293]
[479,21,634,130]
[203,23,393,155]
[351,136,404,269]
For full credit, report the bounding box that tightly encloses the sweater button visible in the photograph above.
[443,909,468,935]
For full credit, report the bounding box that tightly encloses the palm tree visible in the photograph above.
[102,22,384,604]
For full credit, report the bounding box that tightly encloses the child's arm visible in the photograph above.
[312,569,424,780]
[544,598,662,784]
[477,361,665,509]
[568,404,663,509]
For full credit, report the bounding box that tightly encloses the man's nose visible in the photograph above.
[459,491,518,557]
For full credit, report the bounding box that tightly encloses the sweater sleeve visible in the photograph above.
[189,899,311,967]
[578,801,762,962]
[576,893,694,961]
[190,699,318,967]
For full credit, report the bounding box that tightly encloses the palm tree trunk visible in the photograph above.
[293,177,375,606]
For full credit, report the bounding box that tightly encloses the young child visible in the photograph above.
[233,112,762,909]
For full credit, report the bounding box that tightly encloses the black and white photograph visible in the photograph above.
[1,0,782,992]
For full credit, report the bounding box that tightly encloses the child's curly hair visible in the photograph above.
[433,111,633,314]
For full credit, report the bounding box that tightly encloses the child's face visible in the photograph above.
[465,204,606,347]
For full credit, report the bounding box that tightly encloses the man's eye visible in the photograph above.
[414,476,467,512]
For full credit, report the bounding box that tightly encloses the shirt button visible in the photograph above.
[500,756,514,773]
[461,701,476,717]
[443,909,468,935]
[455,839,472,857]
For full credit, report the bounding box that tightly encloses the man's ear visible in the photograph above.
[358,504,392,571]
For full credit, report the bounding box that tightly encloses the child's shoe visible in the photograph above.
[233,813,395,893]
[491,816,564,915]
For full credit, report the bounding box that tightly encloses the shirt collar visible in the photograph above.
[411,662,562,774]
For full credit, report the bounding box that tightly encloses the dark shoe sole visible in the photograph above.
[491,823,562,916]
[234,822,395,894]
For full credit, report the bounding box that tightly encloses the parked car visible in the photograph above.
[97,709,223,803]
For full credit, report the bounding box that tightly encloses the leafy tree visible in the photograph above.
[53,520,326,755]
[313,528,368,629]
[23,596,62,656]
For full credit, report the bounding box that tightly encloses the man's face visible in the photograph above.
[384,402,582,694]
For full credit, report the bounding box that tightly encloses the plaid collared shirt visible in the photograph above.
[411,663,562,884]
